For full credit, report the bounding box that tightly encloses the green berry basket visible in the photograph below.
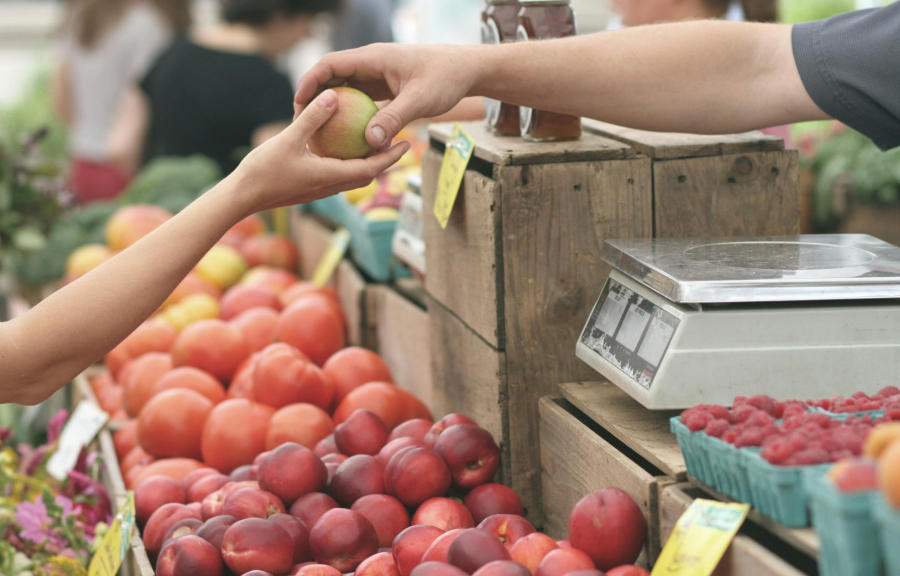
[306,195,349,225]
[809,407,886,421]
[707,437,754,502]
[875,495,900,576]
[342,203,411,282]
[744,450,830,527]
[670,417,717,487]
[808,472,883,576]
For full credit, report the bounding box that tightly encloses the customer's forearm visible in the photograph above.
[470,21,827,133]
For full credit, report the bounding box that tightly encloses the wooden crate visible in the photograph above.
[659,484,814,576]
[422,121,799,526]
[539,396,675,566]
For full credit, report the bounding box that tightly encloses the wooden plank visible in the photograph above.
[583,119,785,160]
[335,260,367,347]
[429,122,634,166]
[653,151,801,238]
[659,484,811,576]
[500,157,654,528]
[422,148,504,348]
[291,210,336,281]
[539,396,672,565]
[371,286,433,409]
[428,299,508,486]
[560,381,686,480]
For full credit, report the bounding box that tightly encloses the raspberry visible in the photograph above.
[682,412,710,432]
[747,395,777,416]
[704,419,731,439]
[852,391,870,400]
[824,428,863,454]
[707,405,732,421]
[883,410,900,422]
[731,404,757,424]
[722,429,740,444]
[734,428,764,448]
[746,411,776,428]
[761,438,794,464]
[808,413,833,429]
[733,396,748,406]
[876,386,900,398]
[791,448,830,466]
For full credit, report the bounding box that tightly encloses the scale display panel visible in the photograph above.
[580,277,681,390]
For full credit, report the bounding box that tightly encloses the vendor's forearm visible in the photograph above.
[470,22,827,134]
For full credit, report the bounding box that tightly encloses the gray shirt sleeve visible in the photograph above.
[792,3,900,151]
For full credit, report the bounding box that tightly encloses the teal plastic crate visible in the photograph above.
[875,495,900,576]
[809,407,885,421]
[707,437,754,502]
[744,450,830,527]
[343,205,410,282]
[671,417,716,487]
[808,472,883,576]
[306,195,348,225]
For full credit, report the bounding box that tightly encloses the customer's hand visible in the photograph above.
[234,88,410,215]
[294,44,479,149]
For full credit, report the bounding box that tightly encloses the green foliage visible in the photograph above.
[0,69,68,166]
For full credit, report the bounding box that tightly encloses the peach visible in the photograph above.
[135,476,186,527]
[465,484,524,524]
[161,517,203,548]
[222,488,286,519]
[144,503,201,559]
[194,515,238,550]
[308,87,379,160]
[163,272,222,309]
[412,498,474,532]
[351,494,410,548]
[335,409,390,456]
[295,564,344,576]
[290,492,340,529]
[330,455,386,506]
[221,285,282,321]
[378,438,428,466]
[156,534,224,576]
[473,561,532,576]
[187,502,202,516]
[258,443,329,506]
[240,234,299,270]
[201,487,229,520]
[535,549,595,576]
[322,453,348,465]
[230,307,280,353]
[864,423,900,458]
[568,489,646,570]
[187,474,232,503]
[879,439,900,507]
[271,513,313,564]
[323,347,394,405]
[315,435,340,457]
[557,541,571,549]
[355,551,401,576]
[509,533,558,575]
[254,343,334,410]
[447,528,510,574]
[231,465,253,482]
[309,509,379,572]
[828,458,880,492]
[410,562,470,576]
[606,567,649,576]
[421,529,464,564]
[389,420,433,443]
[434,425,500,490]
[424,415,477,448]
[181,467,220,492]
[222,518,295,576]
[385,447,451,507]
[64,244,113,282]
[392,526,445,576]
[172,320,251,382]
[478,515,535,550]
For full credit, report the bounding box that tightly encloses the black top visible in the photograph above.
[793,3,900,151]
[140,38,295,174]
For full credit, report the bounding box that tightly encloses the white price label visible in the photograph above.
[47,401,108,480]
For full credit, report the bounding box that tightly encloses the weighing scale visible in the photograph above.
[576,234,900,409]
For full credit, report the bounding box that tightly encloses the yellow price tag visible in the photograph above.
[652,499,749,576]
[89,492,136,576]
[434,123,475,229]
[312,227,351,287]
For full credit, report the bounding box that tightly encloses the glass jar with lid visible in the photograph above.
[517,0,581,141]
[482,1,522,135]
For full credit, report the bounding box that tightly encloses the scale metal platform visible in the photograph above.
[576,234,900,409]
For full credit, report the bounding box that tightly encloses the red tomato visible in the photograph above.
[275,299,345,366]
[127,458,207,490]
[265,403,335,451]
[122,353,173,417]
[201,399,275,473]
[220,285,281,321]
[171,320,250,382]
[252,344,334,410]
[138,389,214,459]
[153,367,226,404]
[113,419,139,461]
[323,347,394,406]
[229,307,279,353]
[333,383,432,429]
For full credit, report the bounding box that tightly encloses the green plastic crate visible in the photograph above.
[671,417,716,487]
[744,450,830,527]
[875,495,900,576]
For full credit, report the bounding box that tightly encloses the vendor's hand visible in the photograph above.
[233,89,410,215]
[294,44,479,149]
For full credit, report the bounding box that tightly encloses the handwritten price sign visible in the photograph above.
[433,124,475,229]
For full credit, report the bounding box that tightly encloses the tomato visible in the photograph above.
[333,383,432,429]
[239,234,298,270]
[275,298,345,366]
[265,403,335,451]
[171,320,251,382]
[153,367,226,404]
[229,213,267,237]
[105,342,132,381]
[121,445,154,475]
[201,399,275,473]
[227,355,257,400]
[89,371,116,396]
[113,420,139,461]
[219,285,281,321]
[229,307,279,353]
[279,283,340,310]
[96,384,123,415]
[124,320,178,357]
[323,347,394,407]
[138,389,214,459]
[122,353,173,417]
[127,458,207,490]
[252,344,334,410]
[240,267,299,295]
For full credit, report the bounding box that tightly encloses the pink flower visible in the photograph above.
[48,409,68,444]
[16,499,66,548]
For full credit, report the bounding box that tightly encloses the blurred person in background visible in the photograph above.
[53,0,191,203]
[333,0,395,51]
[108,0,340,177]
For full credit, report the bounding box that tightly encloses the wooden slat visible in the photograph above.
[653,151,801,238]
[539,396,672,566]
[429,122,634,166]
[659,484,811,576]
[428,299,508,484]
[422,149,504,348]
[500,157,654,527]
[335,260,367,347]
[560,381,686,480]
[583,119,785,160]
[370,286,433,409]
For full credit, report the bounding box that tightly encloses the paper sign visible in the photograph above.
[433,123,475,229]
[392,192,426,275]
[311,227,351,287]
[652,499,750,576]
[46,401,109,480]
[89,492,136,576]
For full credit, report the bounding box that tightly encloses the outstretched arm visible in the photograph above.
[295,21,827,148]
[0,90,410,406]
